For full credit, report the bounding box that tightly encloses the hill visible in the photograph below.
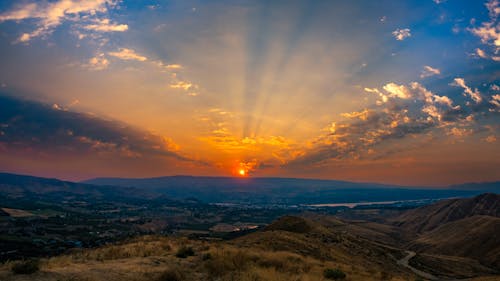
[5,215,432,281]
[392,193,500,234]
[409,215,500,269]
[388,193,500,274]
[0,172,161,202]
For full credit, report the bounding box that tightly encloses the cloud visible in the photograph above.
[476,48,488,58]
[469,0,500,60]
[470,23,500,47]
[392,28,411,40]
[153,61,184,71]
[106,50,197,96]
[420,65,441,78]
[341,109,371,120]
[486,0,500,18]
[17,28,46,43]
[170,81,193,90]
[285,80,493,168]
[86,53,109,70]
[485,135,497,143]
[447,127,473,137]
[165,64,183,69]
[432,95,455,108]
[0,0,125,43]
[0,95,190,162]
[196,108,300,165]
[452,78,483,104]
[383,82,413,99]
[169,78,199,96]
[108,48,148,61]
[83,18,128,32]
[490,94,500,108]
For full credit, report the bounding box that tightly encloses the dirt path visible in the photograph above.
[397,250,438,280]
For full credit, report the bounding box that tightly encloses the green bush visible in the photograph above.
[11,259,40,275]
[175,246,195,258]
[323,268,346,280]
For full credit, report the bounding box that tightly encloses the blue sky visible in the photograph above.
[0,0,498,185]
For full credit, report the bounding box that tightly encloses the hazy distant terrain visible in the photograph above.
[83,175,500,204]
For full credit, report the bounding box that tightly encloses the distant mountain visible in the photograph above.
[393,193,500,233]
[448,182,500,191]
[0,172,163,205]
[83,175,499,204]
[1,172,498,206]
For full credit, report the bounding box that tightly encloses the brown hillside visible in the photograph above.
[264,215,317,233]
[237,216,411,277]
[408,215,500,269]
[0,233,415,281]
[392,193,500,234]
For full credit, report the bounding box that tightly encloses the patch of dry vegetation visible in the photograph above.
[49,236,174,265]
[0,234,416,281]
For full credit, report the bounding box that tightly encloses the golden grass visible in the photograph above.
[0,235,421,281]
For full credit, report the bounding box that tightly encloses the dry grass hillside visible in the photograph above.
[0,216,432,281]
[392,193,500,234]
[409,215,500,269]
[0,234,415,281]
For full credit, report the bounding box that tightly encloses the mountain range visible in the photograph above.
[83,175,500,204]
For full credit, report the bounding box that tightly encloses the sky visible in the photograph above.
[0,0,499,186]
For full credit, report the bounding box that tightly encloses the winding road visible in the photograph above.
[397,251,438,280]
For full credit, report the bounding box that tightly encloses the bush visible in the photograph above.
[323,268,346,280]
[204,250,254,278]
[11,259,40,275]
[157,268,185,281]
[175,246,195,258]
[202,253,212,260]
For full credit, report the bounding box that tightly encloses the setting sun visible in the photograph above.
[238,169,246,176]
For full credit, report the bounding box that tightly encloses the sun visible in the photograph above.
[238,169,246,176]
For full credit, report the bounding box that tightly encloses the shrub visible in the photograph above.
[11,259,40,275]
[204,250,254,278]
[202,253,212,260]
[323,268,346,280]
[157,268,185,281]
[175,246,195,258]
[257,257,286,271]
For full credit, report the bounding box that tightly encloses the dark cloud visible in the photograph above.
[0,94,190,161]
